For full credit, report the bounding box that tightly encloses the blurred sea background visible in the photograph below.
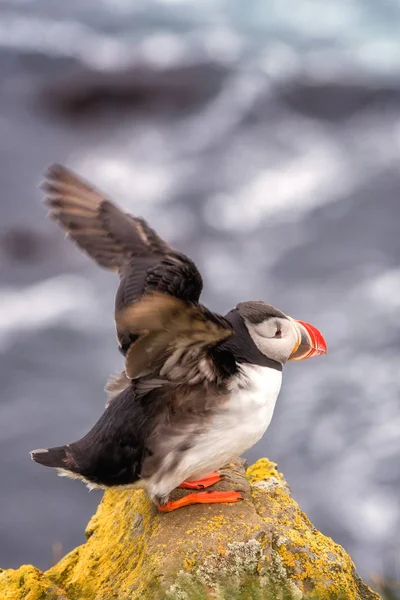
[0,0,400,590]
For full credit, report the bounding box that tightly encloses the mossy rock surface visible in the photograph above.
[0,458,380,599]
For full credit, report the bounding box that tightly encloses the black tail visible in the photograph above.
[30,446,68,469]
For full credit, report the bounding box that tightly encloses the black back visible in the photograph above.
[69,385,165,487]
[116,252,203,353]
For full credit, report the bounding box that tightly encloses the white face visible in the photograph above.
[243,315,299,366]
[235,300,327,365]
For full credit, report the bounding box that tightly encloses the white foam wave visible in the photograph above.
[204,146,353,231]
[0,275,101,350]
[0,13,131,69]
[70,155,178,210]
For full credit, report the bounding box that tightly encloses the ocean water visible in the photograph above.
[0,0,400,582]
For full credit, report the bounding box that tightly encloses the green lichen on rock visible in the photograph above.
[0,458,381,600]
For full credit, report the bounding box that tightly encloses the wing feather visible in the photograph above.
[116,292,232,383]
[42,163,170,270]
[41,164,204,355]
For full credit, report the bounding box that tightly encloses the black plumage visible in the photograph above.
[32,368,232,493]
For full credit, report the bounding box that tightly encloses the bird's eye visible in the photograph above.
[274,329,282,338]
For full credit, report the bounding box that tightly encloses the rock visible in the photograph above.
[277,77,400,122]
[0,228,48,263]
[0,458,380,599]
[40,62,229,119]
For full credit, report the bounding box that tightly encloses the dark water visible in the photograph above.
[0,0,400,583]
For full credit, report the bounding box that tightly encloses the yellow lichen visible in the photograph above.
[247,460,377,600]
[45,487,158,600]
[183,557,197,571]
[0,565,68,600]
[246,457,280,482]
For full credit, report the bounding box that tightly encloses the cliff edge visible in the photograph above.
[0,458,380,599]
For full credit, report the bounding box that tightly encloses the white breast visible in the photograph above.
[198,363,282,471]
[214,363,283,464]
[147,364,283,501]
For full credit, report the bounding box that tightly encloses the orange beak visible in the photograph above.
[289,320,327,361]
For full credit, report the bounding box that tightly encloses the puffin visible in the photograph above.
[31,164,327,512]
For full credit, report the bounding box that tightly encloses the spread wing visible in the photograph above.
[41,163,171,270]
[41,164,204,351]
[116,292,233,386]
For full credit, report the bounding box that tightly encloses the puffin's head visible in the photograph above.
[236,301,327,366]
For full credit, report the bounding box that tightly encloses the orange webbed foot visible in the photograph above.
[178,471,225,490]
[157,490,243,513]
